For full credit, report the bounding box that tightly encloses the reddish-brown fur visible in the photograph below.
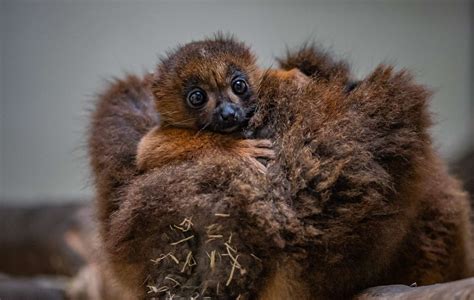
[137,127,275,173]
[88,38,472,299]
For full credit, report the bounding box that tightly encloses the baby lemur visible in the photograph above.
[136,37,303,173]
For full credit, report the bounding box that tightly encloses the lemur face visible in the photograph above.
[181,63,257,133]
[152,38,260,133]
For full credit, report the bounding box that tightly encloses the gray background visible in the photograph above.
[0,0,473,203]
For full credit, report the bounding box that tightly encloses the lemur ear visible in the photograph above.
[277,43,350,82]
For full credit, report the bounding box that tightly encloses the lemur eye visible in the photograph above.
[186,88,207,108]
[232,79,248,95]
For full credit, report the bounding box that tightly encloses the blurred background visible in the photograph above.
[0,0,473,203]
[0,0,472,298]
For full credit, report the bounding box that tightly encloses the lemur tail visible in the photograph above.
[88,74,158,224]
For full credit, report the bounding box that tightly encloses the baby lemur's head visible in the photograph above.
[151,36,260,133]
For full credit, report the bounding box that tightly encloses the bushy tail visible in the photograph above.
[88,74,158,224]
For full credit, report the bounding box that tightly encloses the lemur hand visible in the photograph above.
[234,139,275,173]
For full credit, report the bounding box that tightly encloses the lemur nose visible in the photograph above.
[220,104,238,121]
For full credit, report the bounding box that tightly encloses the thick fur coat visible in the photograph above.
[88,41,472,299]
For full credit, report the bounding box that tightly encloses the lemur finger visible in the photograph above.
[246,157,268,174]
[239,139,273,149]
[248,148,275,159]
[253,139,273,148]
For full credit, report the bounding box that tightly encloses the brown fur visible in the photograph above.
[88,38,472,299]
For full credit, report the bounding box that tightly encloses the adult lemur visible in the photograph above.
[88,36,472,299]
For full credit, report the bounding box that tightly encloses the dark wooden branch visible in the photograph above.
[0,274,66,300]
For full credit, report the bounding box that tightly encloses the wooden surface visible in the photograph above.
[355,278,474,299]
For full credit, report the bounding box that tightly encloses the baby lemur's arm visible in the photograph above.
[137,127,274,173]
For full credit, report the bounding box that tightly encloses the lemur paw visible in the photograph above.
[235,139,275,173]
